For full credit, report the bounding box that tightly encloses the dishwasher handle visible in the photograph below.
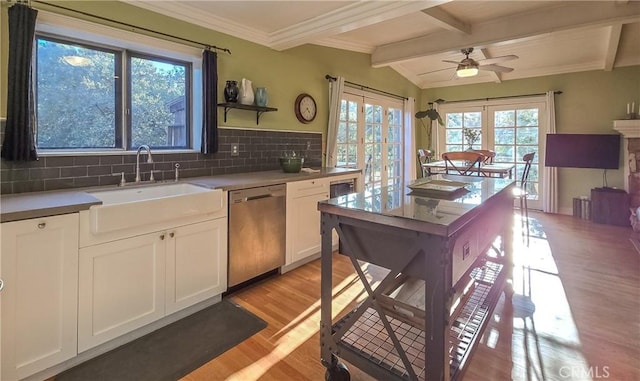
[230,184,286,204]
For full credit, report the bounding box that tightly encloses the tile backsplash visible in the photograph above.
[0,124,323,195]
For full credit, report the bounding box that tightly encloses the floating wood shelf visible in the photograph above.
[217,102,277,125]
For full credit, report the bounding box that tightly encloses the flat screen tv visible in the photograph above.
[545,134,620,169]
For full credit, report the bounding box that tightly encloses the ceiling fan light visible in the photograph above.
[456,64,478,78]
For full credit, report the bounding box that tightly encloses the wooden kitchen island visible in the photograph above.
[319,175,515,381]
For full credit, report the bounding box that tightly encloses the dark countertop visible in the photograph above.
[318,174,515,237]
[1,168,361,223]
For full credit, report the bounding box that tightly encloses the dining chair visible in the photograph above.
[441,151,484,176]
[514,152,535,244]
[470,149,496,164]
[417,149,433,177]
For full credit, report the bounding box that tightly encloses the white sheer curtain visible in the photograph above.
[325,76,344,167]
[543,90,558,213]
[404,97,416,182]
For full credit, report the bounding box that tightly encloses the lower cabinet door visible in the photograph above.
[165,219,228,315]
[288,191,329,264]
[78,232,166,352]
[1,214,79,381]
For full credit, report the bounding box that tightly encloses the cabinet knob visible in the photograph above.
[159,234,165,240]
[37,222,46,229]
[169,232,175,238]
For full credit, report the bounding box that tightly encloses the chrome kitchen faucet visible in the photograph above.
[135,145,154,182]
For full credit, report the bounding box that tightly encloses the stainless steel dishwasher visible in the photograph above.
[228,184,286,287]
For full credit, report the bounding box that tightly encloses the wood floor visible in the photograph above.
[182,212,640,381]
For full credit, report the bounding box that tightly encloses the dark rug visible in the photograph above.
[56,299,266,381]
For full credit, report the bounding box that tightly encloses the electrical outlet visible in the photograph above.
[231,144,239,157]
[306,141,311,150]
[463,242,470,260]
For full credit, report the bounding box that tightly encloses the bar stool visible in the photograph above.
[514,152,535,244]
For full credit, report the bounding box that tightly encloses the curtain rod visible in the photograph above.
[23,0,231,54]
[438,90,562,104]
[325,75,408,101]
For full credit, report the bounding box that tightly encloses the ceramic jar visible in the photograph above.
[255,87,268,107]
[224,80,239,102]
[239,78,254,105]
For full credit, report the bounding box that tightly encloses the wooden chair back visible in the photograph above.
[441,151,484,175]
[470,149,495,164]
[520,152,535,189]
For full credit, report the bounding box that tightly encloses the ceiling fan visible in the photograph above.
[419,48,518,78]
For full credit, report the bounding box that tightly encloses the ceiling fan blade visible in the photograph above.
[442,59,462,65]
[477,54,519,65]
[418,66,456,76]
[478,64,513,73]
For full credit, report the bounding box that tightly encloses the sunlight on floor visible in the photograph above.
[510,212,593,381]
[225,270,366,380]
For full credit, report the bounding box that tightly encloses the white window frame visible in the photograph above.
[35,11,203,155]
[336,88,405,189]
[437,96,547,210]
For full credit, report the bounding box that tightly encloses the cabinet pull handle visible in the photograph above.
[37,222,46,229]
[0,279,4,292]
[160,234,165,240]
[169,232,175,238]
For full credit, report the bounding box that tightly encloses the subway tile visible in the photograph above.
[61,166,88,178]
[88,165,113,176]
[14,180,44,193]
[181,153,199,161]
[99,175,121,186]
[111,164,135,174]
[74,176,100,188]
[45,156,75,167]
[1,168,29,181]
[30,167,60,180]
[100,156,123,165]
[1,182,13,195]
[44,178,75,191]
[74,156,101,166]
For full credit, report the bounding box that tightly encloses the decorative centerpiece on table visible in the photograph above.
[463,128,481,151]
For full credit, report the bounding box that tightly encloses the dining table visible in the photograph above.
[422,160,515,179]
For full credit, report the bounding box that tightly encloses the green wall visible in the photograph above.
[2,2,639,212]
[423,66,640,212]
[0,1,421,136]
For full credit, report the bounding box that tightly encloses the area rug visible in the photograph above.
[56,299,266,381]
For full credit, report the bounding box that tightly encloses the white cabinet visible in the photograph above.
[78,232,166,352]
[166,219,227,315]
[1,214,79,381]
[286,178,330,267]
[78,218,227,352]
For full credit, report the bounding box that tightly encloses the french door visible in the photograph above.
[439,97,546,210]
[336,92,404,191]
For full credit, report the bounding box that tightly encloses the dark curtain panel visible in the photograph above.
[1,3,38,162]
[201,50,218,154]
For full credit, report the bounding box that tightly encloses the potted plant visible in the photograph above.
[415,99,445,150]
[463,128,481,150]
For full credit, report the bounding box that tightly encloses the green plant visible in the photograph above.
[415,100,445,149]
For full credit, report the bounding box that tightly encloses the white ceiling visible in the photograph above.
[124,0,640,89]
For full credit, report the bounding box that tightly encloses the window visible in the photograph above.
[438,98,546,209]
[335,91,405,190]
[35,35,190,151]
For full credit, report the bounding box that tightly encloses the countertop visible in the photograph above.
[0,167,361,223]
[319,174,515,237]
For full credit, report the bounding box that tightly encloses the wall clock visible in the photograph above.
[294,93,317,124]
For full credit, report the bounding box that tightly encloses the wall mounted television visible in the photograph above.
[545,134,620,169]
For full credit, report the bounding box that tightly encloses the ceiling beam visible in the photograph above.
[372,1,640,67]
[421,7,471,34]
[478,48,502,83]
[269,0,451,51]
[604,24,623,71]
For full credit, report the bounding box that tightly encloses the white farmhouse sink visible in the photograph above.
[88,183,224,234]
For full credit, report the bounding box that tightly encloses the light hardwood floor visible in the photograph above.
[183,212,640,381]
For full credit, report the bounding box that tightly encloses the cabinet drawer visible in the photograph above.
[287,178,329,197]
